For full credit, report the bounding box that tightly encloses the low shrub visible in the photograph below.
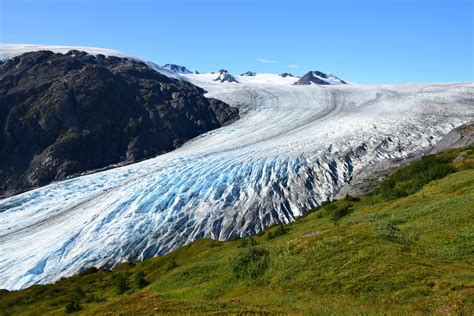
[114,274,128,294]
[79,267,99,276]
[344,194,361,202]
[374,221,409,243]
[376,155,455,200]
[232,247,270,280]
[324,203,338,213]
[135,271,149,289]
[238,237,258,248]
[164,257,178,271]
[86,294,106,303]
[65,300,81,313]
[73,287,85,300]
[330,205,354,226]
[267,224,288,240]
[321,199,333,207]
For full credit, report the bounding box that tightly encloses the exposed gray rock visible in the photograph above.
[430,121,474,153]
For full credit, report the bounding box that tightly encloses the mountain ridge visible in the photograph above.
[0,50,238,197]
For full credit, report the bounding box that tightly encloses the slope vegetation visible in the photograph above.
[1,146,473,315]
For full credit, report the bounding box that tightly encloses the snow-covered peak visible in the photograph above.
[214,69,238,83]
[240,71,256,77]
[279,72,296,78]
[294,70,346,85]
[162,63,192,74]
[182,71,299,86]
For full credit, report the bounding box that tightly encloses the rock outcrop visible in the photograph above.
[430,121,474,153]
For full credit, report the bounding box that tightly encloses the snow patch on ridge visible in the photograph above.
[0,44,182,79]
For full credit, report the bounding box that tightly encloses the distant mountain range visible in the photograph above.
[161,64,347,85]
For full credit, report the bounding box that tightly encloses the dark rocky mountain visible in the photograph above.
[279,73,295,78]
[214,69,238,83]
[162,63,192,74]
[0,50,239,197]
[294,71,346,85]
[240,71,256,77]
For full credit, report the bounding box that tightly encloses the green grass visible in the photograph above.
[1,146,473,315]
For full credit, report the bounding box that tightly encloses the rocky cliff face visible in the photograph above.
[0,50,239,197]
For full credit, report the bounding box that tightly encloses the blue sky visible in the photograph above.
[1,0,472,83]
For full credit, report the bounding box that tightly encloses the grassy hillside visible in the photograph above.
[1,146,473,315]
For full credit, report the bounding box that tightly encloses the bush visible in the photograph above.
[238,237,258,248]
[267,224,288,240]
[344,194,361,202]
[64,300,81,313]
[79,267,99,276]
[374,221,409,243]
[73,287,85,300]
[114,274,128,294]
[325,203,337,212]
[232,247,270,280]
[376,155,455,200]
[84,293,106,303]
[229,235,242,241]
[135,271,149,289]
[321,199,333,207]
[164,257,178,271]
[85,293,96,303]
[330,205,353,226]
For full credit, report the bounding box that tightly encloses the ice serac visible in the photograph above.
[0,50,238,197]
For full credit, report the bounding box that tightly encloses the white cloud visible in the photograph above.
[288,64,299,69]
[257,58,279,64]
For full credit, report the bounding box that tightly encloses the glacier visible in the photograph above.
[0,45,473,290]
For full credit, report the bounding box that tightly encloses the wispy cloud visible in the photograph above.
[257,58,279,64]
[288,64,299,69]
